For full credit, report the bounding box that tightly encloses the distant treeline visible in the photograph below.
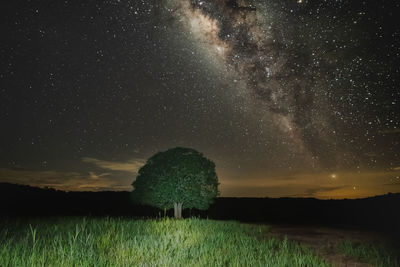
[1,182,399,237]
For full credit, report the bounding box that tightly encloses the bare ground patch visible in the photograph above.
[267,225,391,267]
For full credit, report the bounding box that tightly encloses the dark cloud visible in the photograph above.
[304,185,349,197]
[0,166,135,191]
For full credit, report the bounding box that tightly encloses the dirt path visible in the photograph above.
[267,225,389,267]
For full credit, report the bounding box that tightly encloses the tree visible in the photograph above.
[131,147,219,218]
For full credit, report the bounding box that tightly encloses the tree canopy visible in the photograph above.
[131,147,219,217]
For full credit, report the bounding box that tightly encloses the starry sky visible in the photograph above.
[1,0,399,198]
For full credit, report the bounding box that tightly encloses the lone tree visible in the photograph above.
[132,147,219,218]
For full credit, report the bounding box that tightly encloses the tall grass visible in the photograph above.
[339,239,400,267]
[0,217,329,266]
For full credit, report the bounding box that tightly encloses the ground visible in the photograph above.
[268,225,392,267]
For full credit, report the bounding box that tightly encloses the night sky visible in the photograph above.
[1,0,399,198]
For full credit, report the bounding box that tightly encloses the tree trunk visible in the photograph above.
[174,203,178,218]
[173,202,183,219]
[178,202,182,219]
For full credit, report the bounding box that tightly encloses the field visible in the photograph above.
[0,217,398,267]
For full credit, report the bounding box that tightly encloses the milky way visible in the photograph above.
[169,0,345,168]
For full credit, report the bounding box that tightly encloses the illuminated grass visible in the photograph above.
[0,217,329,266]
[339,239,400,267]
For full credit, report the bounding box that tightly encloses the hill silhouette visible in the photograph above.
[1,182,399,239]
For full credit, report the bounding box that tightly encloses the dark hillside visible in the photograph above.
[1,183,399,240]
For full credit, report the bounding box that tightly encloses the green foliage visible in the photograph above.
[0,217,331,266]
[339,239,400,267]
[132,147,219,210]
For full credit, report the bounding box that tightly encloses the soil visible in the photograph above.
[267,225,391,267]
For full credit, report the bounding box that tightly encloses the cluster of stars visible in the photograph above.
[0,0,399,196]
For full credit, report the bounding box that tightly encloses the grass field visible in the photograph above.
[339,239,400,267]
[0,217,398,267]
[0,217,330,266]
